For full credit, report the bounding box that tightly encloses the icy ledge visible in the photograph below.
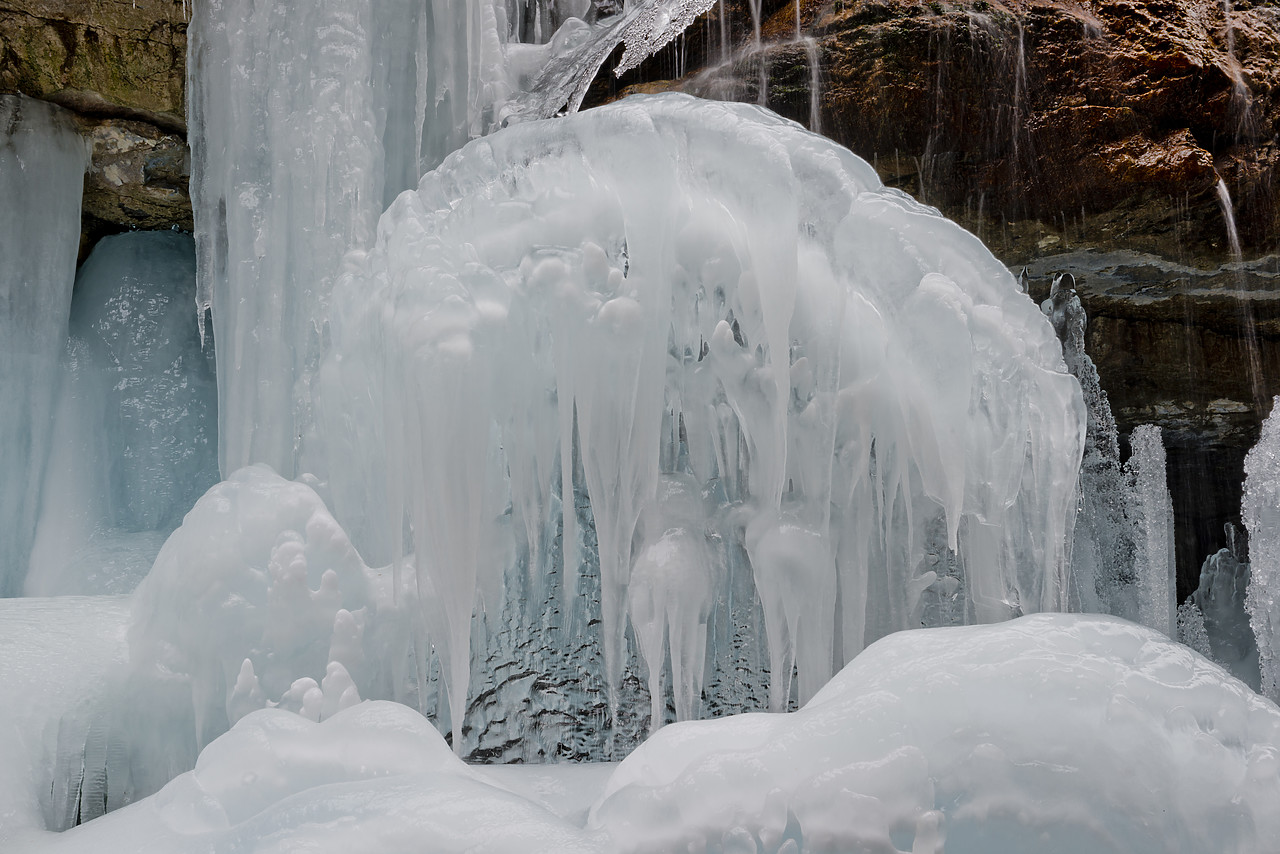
[23,614,1280,854]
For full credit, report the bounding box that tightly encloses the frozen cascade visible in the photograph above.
[1127,424,1175,636]
[0,95,88,596]
[25,232,219,597]
[320,94,1086,743]
[190,0,727,481]
[1245,397,1280,702]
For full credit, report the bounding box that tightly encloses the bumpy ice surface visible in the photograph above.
[20,615,1280,854]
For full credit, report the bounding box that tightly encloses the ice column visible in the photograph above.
[0,95,87,596]
[1245,398,1280,702]
[188,0,396,478]
[1128,424,1175,636]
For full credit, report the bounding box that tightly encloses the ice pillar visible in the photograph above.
[0,95,87,596]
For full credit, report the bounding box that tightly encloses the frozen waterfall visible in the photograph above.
[5,0,1280,850]
[0,96,88,597]
[317,93,1085,743]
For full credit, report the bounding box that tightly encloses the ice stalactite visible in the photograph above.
[320,94,1085,740]
[1245,397,1280,702]
[1127,424,1175,637]
[0,95,88,597]
[188,0,389,479]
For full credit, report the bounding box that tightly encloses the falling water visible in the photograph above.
[1217,178,1244,262]
[1217,178,1266,416]
[801,36,822,134]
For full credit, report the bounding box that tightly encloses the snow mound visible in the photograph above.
[35,615,1280,854]
[591,613,1280,854]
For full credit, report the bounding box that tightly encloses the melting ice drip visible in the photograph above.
[315,94,1086,747]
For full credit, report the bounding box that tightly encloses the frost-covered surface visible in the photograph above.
[189,0,729,480]
[506,0,718,122]
[0,95,88,596]
[25,232,217,597]
[0,596,129,844]
[20,615,1280,854]
[1245,397,1280,702]
[1127,424,1175,636]
[320,93,1085,744]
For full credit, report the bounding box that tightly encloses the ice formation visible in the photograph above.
[591,615,1280,854]
[6,0,1280,848]
[1127,424,1175,636]
[189,0,727,480]
[1245,397,1280,702]
[320,93,1085,743]
[0,95,89,596]
[25,232,218,597]
[1042,273,1138,619]
[1188,532,1259,690]
[127,466,414,750]
[17,616,1280,854]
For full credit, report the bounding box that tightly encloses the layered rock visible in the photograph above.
[0,0,191,253]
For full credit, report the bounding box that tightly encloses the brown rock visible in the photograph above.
[0,0,189,131]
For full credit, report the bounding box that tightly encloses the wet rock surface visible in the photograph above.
[4,0,1280,593]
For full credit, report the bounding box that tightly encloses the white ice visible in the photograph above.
[14,615,1278,854]
[320,93,1085,737]
[0,95,88,596]
[1246,396,1280,702]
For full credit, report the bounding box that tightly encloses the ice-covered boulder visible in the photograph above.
[591,614,1280,854]
[24,614,1280,854]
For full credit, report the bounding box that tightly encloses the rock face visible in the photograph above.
[0,0,187,128]
[611,0,1280,264]
[0,0,191,252]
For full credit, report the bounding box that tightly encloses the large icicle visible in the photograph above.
[320,94,1084,730]
[0,95,87,596]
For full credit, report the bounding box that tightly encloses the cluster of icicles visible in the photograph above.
[311,94,1085,745]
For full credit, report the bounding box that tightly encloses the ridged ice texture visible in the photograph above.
[320,94,1086,743]
[1245,397,1280,703]
[0,95,87,596]
[24,233,218,597]
[1042,275,1137,619]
